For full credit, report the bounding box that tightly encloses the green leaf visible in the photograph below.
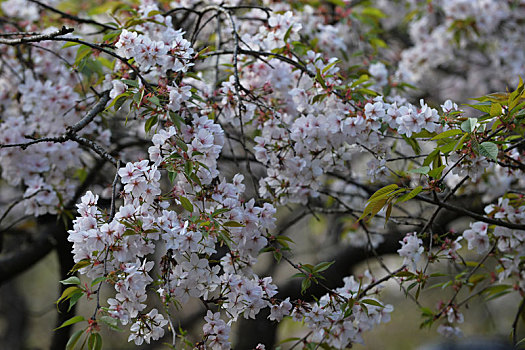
[384,202,393,225]
[431,129,463,140]
[212,208,230,217]
[489,102,502,117]
[291,272,306,279]
[412,130,434,138]
[403,135,421,154]
[133,89,144,105]
[325,0,345,6]
[179,196,194,213]
[121,79,139,88]
[351,74,369,87]
[478,142,498,161]
[420,307,434,317]
[370,188,406,202]
[370,38,387,48]
[423,149,440,167]
[361,299,384,307]
[361,7,386,18]
[70,259,91,273]
[301,278,311,294]
[395,271,415,278]
[66,329,84,350]
[223,220,244,227]
[62,41,81,49]
[105,91,131,111]
[439,139,458,154]
[68,290,84,312]
[428,165,446,179]
[408,166,430,175]
[176,138,188,152]
[283,25,293,42]
[147,10,162,16]
[100,316,123,331]
[60,276,81,285]
[144,115,158,133]
[102,29,122,42]
[88,332,102,350]
[276,235,294,243]
[57,286,80,304]
[74,45,92,67]
[148,95,160,106]
[315,70,327,89]
[313,261,334,273]
[322,59,340,74]
[360,197,387,221]
[466,102,491,113]
[55,316,85,330]
[91,276,106,287]
[87,1,124,15]
[273,250,282,263]
[184,161,193,177]
[396,186,423,203]
[357,88,378,96]
[369,184,399,201]
[460,118,478,133]
[483,284,512,297]
[453,132,469,152]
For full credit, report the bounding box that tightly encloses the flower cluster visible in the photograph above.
[297,275,393,348]
[115,4,193,75]
[398,232,424,271]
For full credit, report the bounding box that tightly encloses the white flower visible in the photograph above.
[398,232,424,270]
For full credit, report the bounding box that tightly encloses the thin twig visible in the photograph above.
[0,26,74,45]
[28,0,117,30]
[415,194,525,230]
[68,90,111,133]
[512,298,525,346]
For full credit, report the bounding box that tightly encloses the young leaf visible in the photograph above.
[91,276,106,287]
[100,316,122,331]
[60,276,81,285]
[369,184,399,201]
[489,102,502,117]
[408,166,430,175]
[57,286,81,304]
[223,221,245,227]
[430,129,463,140]
[478,142,498,161]
[70,259,91,273]
[428,165,446,179]
[313,261,334,273]
[144,115,158,133]
[384,202,393,225]
[88,332,103,350]
[396,186,423,203]
[55,315,85,330]
[68,290,84,311]
[460,118,478,133]
[423,149,440,166]
[301,278,311,294]
[179,196,194,213]
[361,299,384,307]
[66,329,85,350]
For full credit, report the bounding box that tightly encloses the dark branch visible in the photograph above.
[28,0,117,30]
[0,26,73,45]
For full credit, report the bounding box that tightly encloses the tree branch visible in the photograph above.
[0,26,73,45]
[28,0,117,30]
